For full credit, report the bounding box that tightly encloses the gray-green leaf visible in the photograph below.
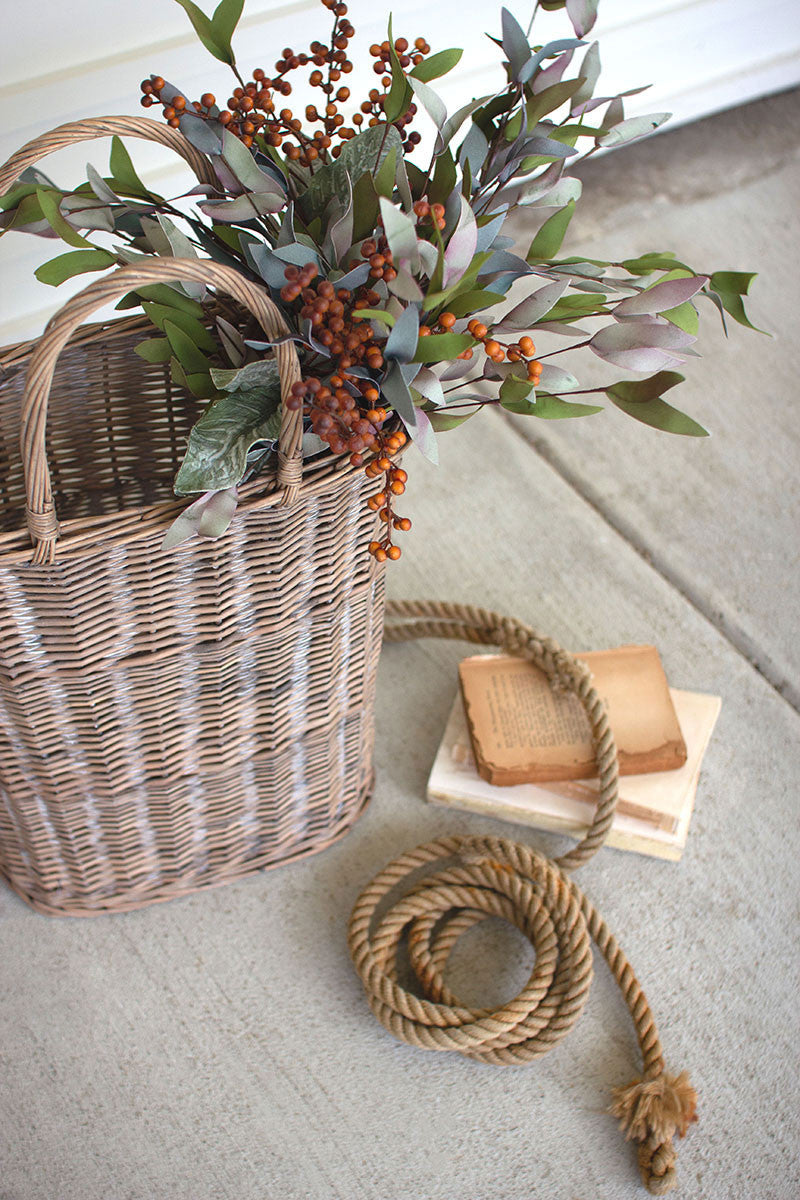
[175,360,284,493]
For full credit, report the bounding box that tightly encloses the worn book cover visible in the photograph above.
[458,647,687,786]
[427,688,722,861]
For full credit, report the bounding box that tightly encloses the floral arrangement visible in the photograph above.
[0,0,759,560]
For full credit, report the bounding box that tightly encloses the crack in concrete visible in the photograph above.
[501,411,800,715]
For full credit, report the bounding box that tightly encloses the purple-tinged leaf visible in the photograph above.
[417,239,439,278]
[409,76,447,132]
[200,193,284,221]
[598,113,671,147]
[520,38,586,84]
[566,0,599,38]
[333,260,371,291]
[380,197,420,272]
[385,303,420,364]
[537,364,581,392]
[571,42,601,112]
[410,366,446,408]
[478,249,532,277]
[458,122,491,178]
[493,279,569,332]
[216,316,245,366]
[475,211,507,254]
[614,275,708,317]
[443,197,478,288]
[381,360,420,428]
[532,49,574,93]
[439,94,494,149]
[325,177,353,267]
[59,194,115,234]
[389,268,425,303]
[179,112,224,155]
[590,321,696,371]
[501,7,532,79]
[536,320,591,336]
[522,135,579,159]
[405,403,439,463]
[161,487,239,551]
[440,356,477,382]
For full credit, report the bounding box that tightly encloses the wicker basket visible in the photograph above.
[0,120,387,916]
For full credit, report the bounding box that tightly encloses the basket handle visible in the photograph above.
[21,258,303,564]
[0,115,218,194]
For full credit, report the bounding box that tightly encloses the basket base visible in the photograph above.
[0,773,374,918]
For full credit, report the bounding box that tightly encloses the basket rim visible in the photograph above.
[0,449,360,566]
[0,309,363,567]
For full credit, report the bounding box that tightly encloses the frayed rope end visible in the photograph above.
[610,1071,698,1194]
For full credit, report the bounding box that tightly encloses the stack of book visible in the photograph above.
[426,647,721,861]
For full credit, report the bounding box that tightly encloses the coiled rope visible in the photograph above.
[348,600,697,1194]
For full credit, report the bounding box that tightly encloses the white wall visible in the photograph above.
[1,0,798,344]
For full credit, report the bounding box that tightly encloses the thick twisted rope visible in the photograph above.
[349,600,697,1194]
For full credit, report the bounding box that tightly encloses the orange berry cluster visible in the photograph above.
[467,321,543,382]
[412,199,446,231]
[142,0,429,165]
[366,456,411,561]
[279,260,411,561]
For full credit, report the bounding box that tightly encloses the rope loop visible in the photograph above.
[353,599,698,1193]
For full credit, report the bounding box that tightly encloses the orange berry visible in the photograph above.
[438,312,456,330]
[387,545,402,560]
[484,340,501,357]
[519,336,536,356]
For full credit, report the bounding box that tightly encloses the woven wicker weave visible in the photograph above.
[0,120,387,915]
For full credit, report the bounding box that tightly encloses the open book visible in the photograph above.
[427,687,721,861]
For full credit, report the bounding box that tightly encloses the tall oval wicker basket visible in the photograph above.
[0,120,387,916]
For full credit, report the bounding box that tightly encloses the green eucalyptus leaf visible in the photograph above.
[708,271,765,333]
[372,145,398,200]
[605,372,708,436]
[164,319,211,376]
[525,78,585,127]
[427,408,476,432]
[499,373,535,405]
[661,300,699,335]
[384,15,413,122]
[412,332,473,363]
[517,391,603,418]
[142,301,217,352]
[212,0,244,48]
[443,289,506,318]
[34,247,114,285]
[409,47,463,82]
[176,360,283,493]
[109,137,151,199]
[527,200,575,261]
[134,337,173,364]
[116,284,205,314]
[430,147,457,205]
[35,189,91,247]
[173,0,232,64]
[621,251,689,275]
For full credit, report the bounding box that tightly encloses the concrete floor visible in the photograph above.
[2,91,800,1199]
